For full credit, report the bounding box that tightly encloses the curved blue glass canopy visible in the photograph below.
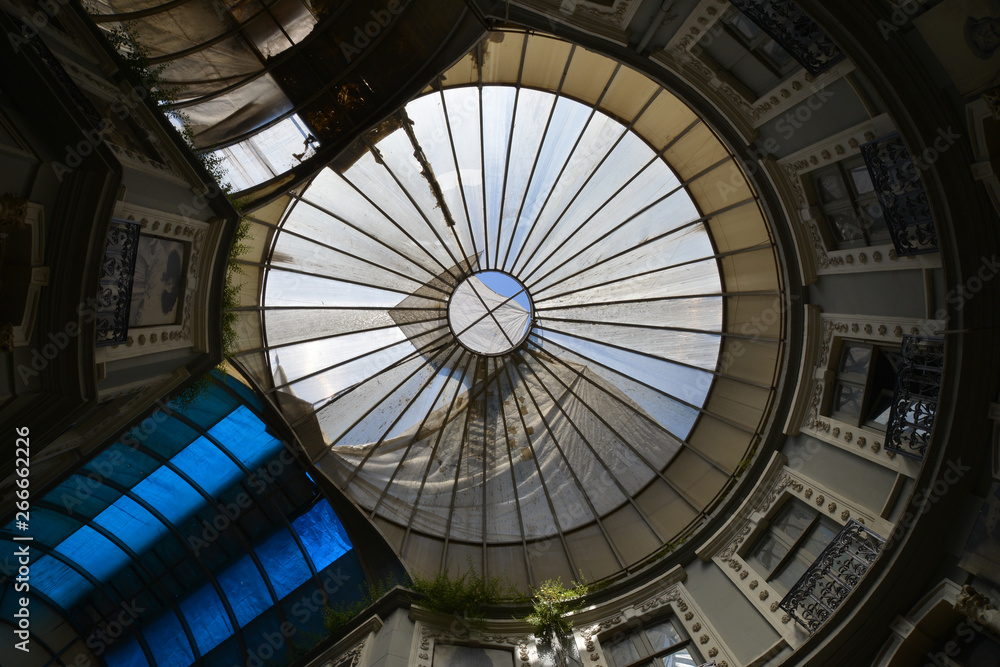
[0,374,370,667]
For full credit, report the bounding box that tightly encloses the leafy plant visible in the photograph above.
[409,560,521,630]
[323,576,399,634]
[102,23,251,396]
[525,577,589,637]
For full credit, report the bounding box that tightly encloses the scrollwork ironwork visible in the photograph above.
[726,0,845,76]
[884,335,944,459]
[778,519,884,632]
[860,133,938,255]
[96,219,141,346]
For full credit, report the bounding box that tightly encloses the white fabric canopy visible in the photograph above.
[449,275,531,354]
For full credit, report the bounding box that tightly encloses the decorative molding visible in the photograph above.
[509,0,633,43]
[94,202,223,364]
[664,0,728,53]
[584,578,737,667]
[773,115,941,277]
[783,305,822,435]
[0,202,48,348]
[651,47,757,144]
[699,458,892,647]
[697,451,788,562]
[798,313,942,476]
[411,613,533,667]
[303,614,382,667]
[62,59,193,186]
[752,60,855,128]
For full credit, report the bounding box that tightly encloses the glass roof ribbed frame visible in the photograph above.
[237,30,786,590]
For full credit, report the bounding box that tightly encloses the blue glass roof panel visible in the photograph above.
[132,467,206,528]
[255,528,311,599]
[170,436,244,499]
[216,553,272,627]
[178,583,234,655]
[94,496,170,555]
[292,502,352,571]
[30,554,94,609]
[105,638,150,667]
[209,405,282,471]
[144,609,195,667]
[53,525,130,584]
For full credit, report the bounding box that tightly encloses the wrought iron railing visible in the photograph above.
[726,0,845,76]
[96,219,142,346]
[884,335,944,459]
[861,133,938,255]
[23,25,104,131]
[779,519,885,632]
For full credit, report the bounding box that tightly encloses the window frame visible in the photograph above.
[741,498,841,596]
[601,615,698,667]
[826,339,902,430]
[809,155,891,250]
[719,6,801,79]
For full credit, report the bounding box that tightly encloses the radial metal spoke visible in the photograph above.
[520,118,703,286]
[514,87,662,281]
[535,322,771,389]
[527,332,760,438]
[275,198,454,298]
[366,347,470,518]
[274,322,450,399]
[399,108,477,276]
[320,341,465,472]
[499,46,575,273]
[400,354,477,555]
[438,82,483,272]
[340,162,463,283]
[522,342,732,491]
[360,135,467,281]
[253,262,449,302]
[507,65,622,276]
[233,314,444,358]
[296,188,455,285]
[516,349,668,545]
[507,351,627,569]
[532,239,768,305]
[497,354,581,576]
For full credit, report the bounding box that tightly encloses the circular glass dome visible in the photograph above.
[257,32,785,590]
[448,271,533,355]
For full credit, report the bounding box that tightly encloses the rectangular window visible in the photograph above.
[810,156,891,249]
[603,618,697,667]
[828,341,900,429]
[432,644,515,666]
[745,501,840,596]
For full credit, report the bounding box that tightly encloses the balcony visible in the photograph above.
[778,519,885,632]
[726,0,846,75]
[96,218,141,346]
[884,335,944,460]
[861,133,938,256]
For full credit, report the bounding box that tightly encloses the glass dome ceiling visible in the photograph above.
[237,31,786,589]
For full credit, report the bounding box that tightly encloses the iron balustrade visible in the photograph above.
[778,519,885,632]
[726,0,845,76]
[884,335,944,459]
[96,219,142,346]
[860,133,938,256]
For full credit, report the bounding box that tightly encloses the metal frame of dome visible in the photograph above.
[237,30,789,591]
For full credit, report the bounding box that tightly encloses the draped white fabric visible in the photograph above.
[254,35,784,587]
